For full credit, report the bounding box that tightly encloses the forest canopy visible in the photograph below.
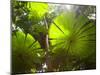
[12,0,96,74]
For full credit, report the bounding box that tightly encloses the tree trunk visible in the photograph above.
[44,15,52,72]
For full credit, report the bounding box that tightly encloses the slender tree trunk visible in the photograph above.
[44,15,52,72]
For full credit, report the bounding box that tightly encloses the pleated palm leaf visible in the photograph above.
[12,31,44,73]
[27,2,48,24]
[49,11,96,70]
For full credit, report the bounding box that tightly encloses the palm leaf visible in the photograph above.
[49,11,96,59]
[12,31,43,73]
[27,2,48,24]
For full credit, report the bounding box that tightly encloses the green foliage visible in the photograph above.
[12,1,96,74]
[49,11,96,70]
[12,31,44,73]
[27,2,48,24]
[49,11,96,58]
